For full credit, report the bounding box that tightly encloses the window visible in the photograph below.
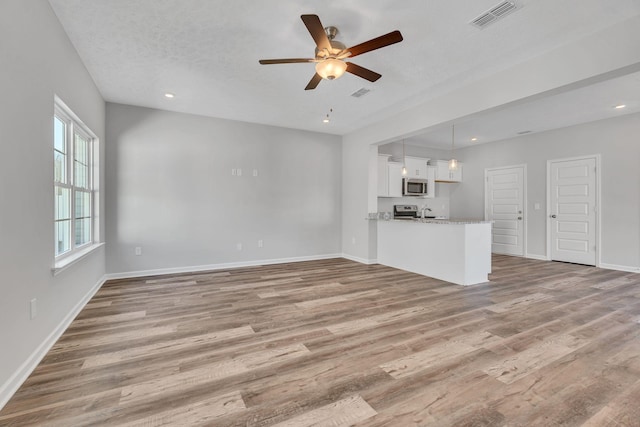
[54,99,98,261]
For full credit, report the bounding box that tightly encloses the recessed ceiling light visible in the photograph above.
[164,93,175,99]
[614,104,626,109]
[471,137,478,141]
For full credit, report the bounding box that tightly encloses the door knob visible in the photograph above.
[550,214,557,218]
[518,217,522,220]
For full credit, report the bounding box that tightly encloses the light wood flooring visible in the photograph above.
[1,255,640,426]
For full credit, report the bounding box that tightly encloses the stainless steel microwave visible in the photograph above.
[403,178,429,196]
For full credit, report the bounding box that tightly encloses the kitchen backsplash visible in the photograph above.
[377,187,451,218]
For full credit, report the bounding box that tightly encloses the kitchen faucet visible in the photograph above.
[420,205,432,218]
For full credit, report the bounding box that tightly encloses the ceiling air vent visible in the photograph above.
[351,88,371,98]
[470,1,519,29]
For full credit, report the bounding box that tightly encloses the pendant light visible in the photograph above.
[401,139,408,176]
[449,124,458,171]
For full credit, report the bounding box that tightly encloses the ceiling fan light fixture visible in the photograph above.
[315,58,347,80]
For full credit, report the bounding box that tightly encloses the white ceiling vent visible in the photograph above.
[470,1,519,29]
[351,88,371,98]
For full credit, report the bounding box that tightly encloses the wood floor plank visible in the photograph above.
[119,390,246,427]
[482,333,588,384]
[294,289,382,309]
[271,395,377,427]
[119,343,309,406]
[380,331,499,379]
[2,255,639,426]
[82,325,255,368]
[486,292,551,313]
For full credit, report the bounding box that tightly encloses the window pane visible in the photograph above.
[75,161,88,188]
[54,151,66,183]
[75,190,91,219]
[74,133,89,188]
[54,117,66,153]
[55,186,70,221]
[75,218,91,246]
[55,219,71,256]
[74,191,91,246]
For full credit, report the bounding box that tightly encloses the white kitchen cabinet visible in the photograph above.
[377,155,403,197]
[431,160,463,182]
[403,156,430,179]
[425,166,436,198]
[387,162,403,197]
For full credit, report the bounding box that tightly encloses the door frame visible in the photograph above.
[546,154,601,266]
[484,164,527,257]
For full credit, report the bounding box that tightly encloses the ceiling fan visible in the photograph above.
[259,14,403,90]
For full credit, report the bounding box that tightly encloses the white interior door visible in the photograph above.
[485,166,524,256]
[549,157,597,265]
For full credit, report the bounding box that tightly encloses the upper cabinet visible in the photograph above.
[377,155,403,197]
[431,160,463,182]
[403,156,430,179]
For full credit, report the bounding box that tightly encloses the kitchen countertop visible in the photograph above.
[367,217,492,225]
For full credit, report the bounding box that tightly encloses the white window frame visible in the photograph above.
[53,97,102,274]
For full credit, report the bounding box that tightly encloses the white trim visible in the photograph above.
[546,154,601,266]
[54,96,100,262]
[0,275,106,411]
[341,253,378,265]
[104,253,344,280]
[52,242,105,276]
[525,253,549,261]
[599,263,640,273]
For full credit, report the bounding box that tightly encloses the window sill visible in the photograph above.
[52,242,105,276]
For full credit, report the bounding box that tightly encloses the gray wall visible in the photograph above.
[0,0,106,405]
[453,112,640,269]
[105,104,342,275]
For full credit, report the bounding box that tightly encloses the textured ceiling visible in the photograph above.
[48,0,640,140]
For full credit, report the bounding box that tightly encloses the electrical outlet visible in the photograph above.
[232,168,237,176]
[236,243,242,251]
[534,203,541,210]
[30,298,37,320]
[258,239,263,248]
[135,247,142,256]
[352,237,356,245]
[237,168,242,176]
[253,169,258,177]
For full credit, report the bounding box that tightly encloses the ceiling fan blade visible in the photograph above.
[259,58,315,65]
[301,14,331,51]
[346,30,403,58]
[346,62,382,82]
[305,73,323,90]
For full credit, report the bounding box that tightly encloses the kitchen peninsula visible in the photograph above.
[377,218,492,286]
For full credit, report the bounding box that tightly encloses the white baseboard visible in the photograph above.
[105,253,345,280]
[341,253,377,265]
[525,253,549,261]
[599,263,640,273]
[0,275,106,411]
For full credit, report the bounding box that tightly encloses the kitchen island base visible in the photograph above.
[377,220,492,286]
